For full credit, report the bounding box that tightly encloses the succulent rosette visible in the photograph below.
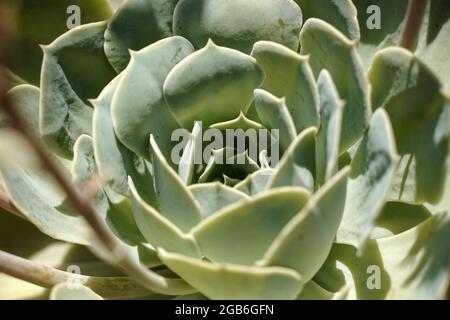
[0,0,449,300]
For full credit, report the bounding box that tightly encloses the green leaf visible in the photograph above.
[173,0,302,53]
[420,3,450,96]
[315,70,344,187]
[260,168,349,282]
[178,122,202,185]
[0,164,92,245]
[198,148,260,183]
[72,135,108,218]
[336,109,399,250]
[317,211,450,299]
[129,178,200,258]
[251,41,319,132]
[354,0,408,70]
[158,249,303,300]
[234,168,275,196]
[111,36,193,160]
[150,136,202,232]
[296,281,348,300]
[14,0,113,84]
[164,40,264,129]
[104,0,178,72]
[253,89,297,151]
[50,283,103,300]
[300,18,371,152]
[92,75,156,204]
[268,127,316,193]
[192,188,310,265]
[40,22,116,159]
[369,47,450,204]
[372,202,432,239]
[189,182,249,219]
[294,0,359,40]
[387,155,418,204]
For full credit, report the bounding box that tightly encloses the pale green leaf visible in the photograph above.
[192,188,309,265]
[158,249,303,300]
[260,168,350,282]
[50,283,103,300]
[173,0,302,53]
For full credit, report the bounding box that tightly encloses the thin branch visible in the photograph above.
[0,250,161,299]
[400,0,429,51]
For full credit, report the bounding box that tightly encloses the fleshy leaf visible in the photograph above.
[315,70,344,187]
[0,162,92,246]
[317,211,450,299]
[294,0,359,40]
[158,249,303,300]
[188,182,249,219]
[164,40,264,129]
[234,168,275,196]
[178,122,202,185]
[336,109,399,250]
[50,283,103,300]
[192,188,310,265]
[253,89,297,151]
[150,136,202,232]
[260,168,349,282]
[268,127,316,193]
[173,0,302,53]
[198,148,260,183]
[92,74,156,204]
[369,47,450,204]
[129,179,201,258]
[104,0,178,72]
[251,41,319,132]
[14,0,112,84]
[372,202,432,239]
[40,22,116,159]
[72,135,108,218]
[112,36,193,160]
[300,18,371,152]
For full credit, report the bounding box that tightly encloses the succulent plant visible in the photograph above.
[0,0,449,300]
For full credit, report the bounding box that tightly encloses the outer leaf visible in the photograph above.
[188,182,249,219]
[150,135,202,232]
[14,0,112,84]
[300,18,371,153]
[158,249,303,300]
[253,89,297,152]
[50,283,103,300]
[0,158,92,247]
[129,179,201,258]
[268,127,316,193]
[40,22,116,158]
[192,188,310,266]
[173,0,302,53]
[315,70,344,187]
[369,47,450,204]
[104,0,178,72]
[164,40,264,129]
[251,41,319,132]
[260,168,350,282]
[294,0,359,40]
[317,212,450,299]
[372,202,431,239]
[112,36,193,160]
[336,109,399,250]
